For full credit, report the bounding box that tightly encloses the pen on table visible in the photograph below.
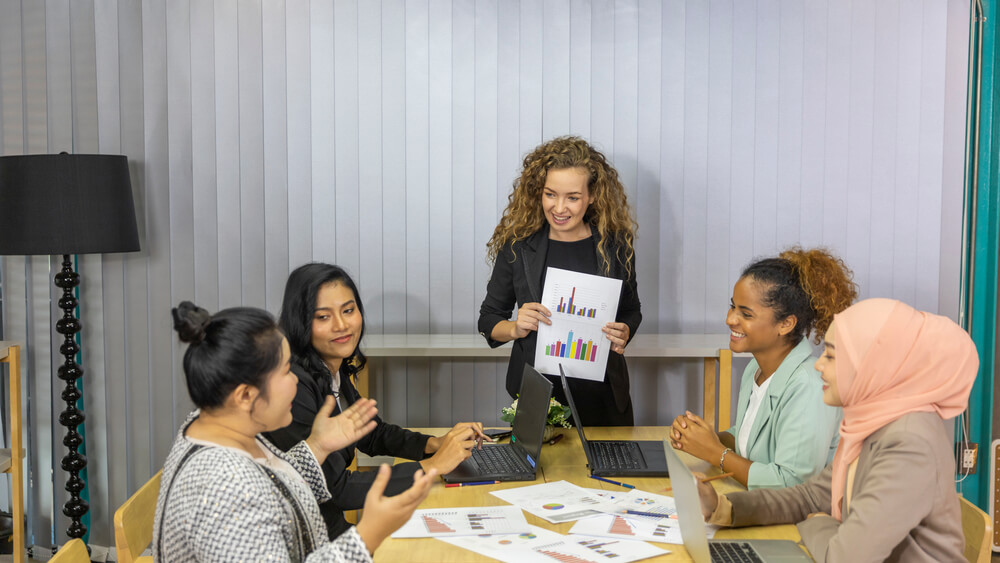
[589,475,635,489]
[444,480,500,488]
[547,433,564,446]
[622,509,673,518]
[663,472,734,492]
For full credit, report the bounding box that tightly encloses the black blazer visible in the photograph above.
[264,361,431,538]
[477,225,641,411]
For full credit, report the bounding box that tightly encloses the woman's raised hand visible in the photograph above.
[356,464,437,553]
[305,396,378,461]
[602,321,630,354]
[512,302,552,339]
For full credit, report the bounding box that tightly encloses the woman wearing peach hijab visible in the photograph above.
[695,298,978,562]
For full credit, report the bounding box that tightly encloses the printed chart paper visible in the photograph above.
[441,524,670,563]
[491,480,620,524]
[390,506,530,538]
[535,267,622,381]
[570,513,684,544]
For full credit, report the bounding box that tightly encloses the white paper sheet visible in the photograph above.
[490,480,621,523]
[390,505,531,538]
[441,524,670,563]
[534,267,622,381]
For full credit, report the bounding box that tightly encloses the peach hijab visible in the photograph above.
[828,298,978,521]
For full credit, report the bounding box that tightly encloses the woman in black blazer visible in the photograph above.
[478,136,641,426]
[266,263,488,538]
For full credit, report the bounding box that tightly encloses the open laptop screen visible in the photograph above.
[558,364,598,469]
[510,364,553,469]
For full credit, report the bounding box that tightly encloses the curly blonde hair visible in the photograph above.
[486,136,637,276]
[742,247,858,345]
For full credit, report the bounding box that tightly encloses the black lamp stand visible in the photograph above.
[54,255,88,539]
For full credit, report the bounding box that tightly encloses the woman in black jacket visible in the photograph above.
[266,263,488,538]
[478,136,641,426]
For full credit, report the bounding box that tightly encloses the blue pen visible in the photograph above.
[588,475,635,489]
[623,509,672,519]
[445,480,501,488]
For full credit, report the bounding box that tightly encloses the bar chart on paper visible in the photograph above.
[391,506,531,538]
[544,330,599,363]
[536,268,622,381]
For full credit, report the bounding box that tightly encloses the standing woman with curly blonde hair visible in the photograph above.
[478,136,640,425]
[671,248,858,489]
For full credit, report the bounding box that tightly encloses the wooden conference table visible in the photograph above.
[374,426,805,562]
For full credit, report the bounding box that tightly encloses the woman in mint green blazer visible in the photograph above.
[671,248,856,489]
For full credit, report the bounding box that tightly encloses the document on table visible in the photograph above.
[390,506,531,538]
[490,480,620,523]
[571,489,719,544]
[441,524,670,563]
[534,267,622,381]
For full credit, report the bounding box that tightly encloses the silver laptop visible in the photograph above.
[662,440,813,562]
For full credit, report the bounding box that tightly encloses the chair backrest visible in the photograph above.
[114,470,163,563]
[960,495,992,563]
[50,538,89,563]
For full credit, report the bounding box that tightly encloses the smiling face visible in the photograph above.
[726,277,795,354]
[310,281,363,373]
[815,322,842,406]
[542,167,593,241]
[252,337,298,431]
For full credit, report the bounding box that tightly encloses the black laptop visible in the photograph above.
[442,364,553,483]
[559,364,668,477]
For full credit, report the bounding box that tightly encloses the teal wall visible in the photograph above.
[965,0,999,510]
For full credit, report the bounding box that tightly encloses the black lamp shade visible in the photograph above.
[0,154,140,255]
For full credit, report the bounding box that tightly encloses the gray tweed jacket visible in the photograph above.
[152,411,373,562]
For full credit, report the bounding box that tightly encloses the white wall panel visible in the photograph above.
[0,0,972,548]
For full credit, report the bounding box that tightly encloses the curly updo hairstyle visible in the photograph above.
[741,247,858,345]
[172,301,285,409]
[487,136,637,277]
[279,263,368,382]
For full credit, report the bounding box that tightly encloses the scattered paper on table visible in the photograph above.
[535,267,622,381]
[491,480,620,523]
[391,505,530,538]
[570,511,719,545]
[441,524,669,563]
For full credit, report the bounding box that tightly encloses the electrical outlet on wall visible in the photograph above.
[957,441,979,475]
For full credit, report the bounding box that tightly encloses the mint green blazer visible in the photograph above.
[725,338,841,489]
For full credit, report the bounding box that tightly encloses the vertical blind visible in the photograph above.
[0,0,970,548]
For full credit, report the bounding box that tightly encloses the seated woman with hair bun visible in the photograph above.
[672,247,856,489]
[153,302,436,562]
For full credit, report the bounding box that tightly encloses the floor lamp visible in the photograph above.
[0,154,140,542]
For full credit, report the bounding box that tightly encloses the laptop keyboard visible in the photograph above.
[591,441,642,470]
[472,446,526,474]
[709,542,764,563]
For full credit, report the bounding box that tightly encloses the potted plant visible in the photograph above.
[500,396,571,441]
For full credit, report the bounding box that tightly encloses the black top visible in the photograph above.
[478,225,642,425]
[543,237,599,283]
[264,361,431,538]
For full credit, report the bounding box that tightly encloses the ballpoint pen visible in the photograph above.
[663,472,734,492]
[445,480,501,488]
[589,475,635,489]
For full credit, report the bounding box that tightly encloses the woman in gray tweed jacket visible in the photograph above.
[154,303,436,562]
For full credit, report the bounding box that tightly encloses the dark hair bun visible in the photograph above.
[172,301,212,345]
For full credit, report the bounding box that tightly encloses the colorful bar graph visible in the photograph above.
[555,286,597,317]
[544,330,598,363]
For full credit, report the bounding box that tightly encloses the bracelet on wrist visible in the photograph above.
[719,447,733,471]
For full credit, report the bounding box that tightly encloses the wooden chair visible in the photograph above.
[49,538,89,563]
[960,495,992,563]
[113,470,162,563]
